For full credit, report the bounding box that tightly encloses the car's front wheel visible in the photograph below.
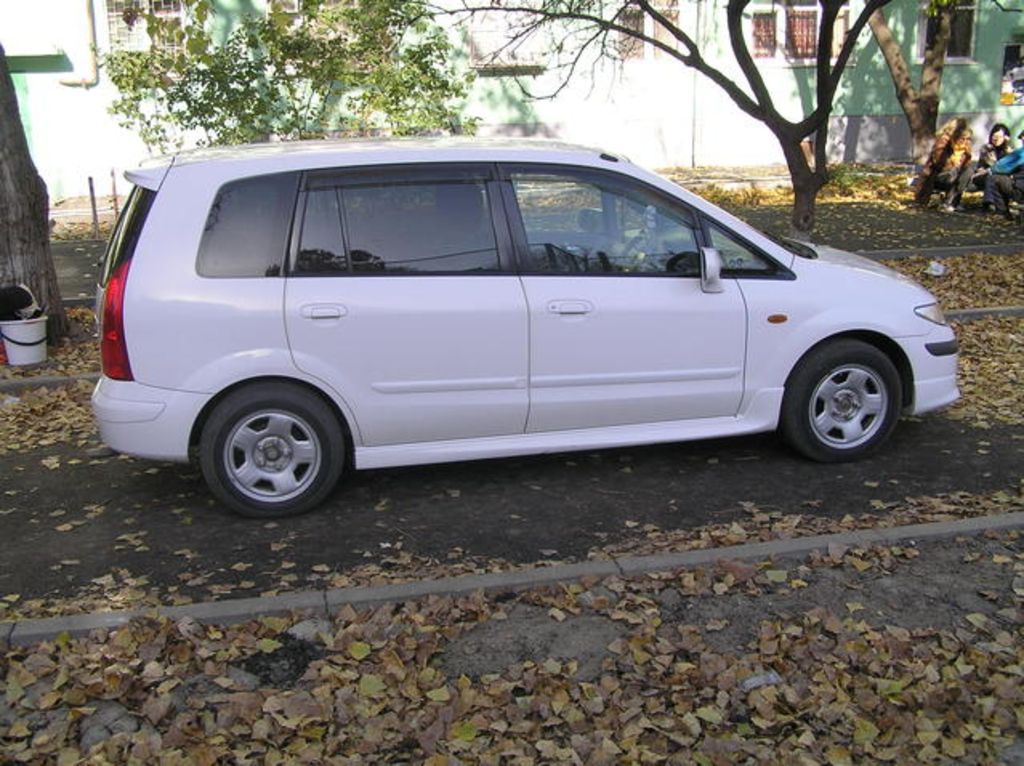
[780,339,902,462]
[199,382,345,518]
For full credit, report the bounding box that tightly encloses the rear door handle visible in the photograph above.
[548,300,593,315]
[300,304,347,320]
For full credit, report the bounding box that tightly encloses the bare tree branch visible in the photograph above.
[449,0,895,235]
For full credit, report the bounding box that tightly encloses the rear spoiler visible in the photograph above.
[125,162,172,191]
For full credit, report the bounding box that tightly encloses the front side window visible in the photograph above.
[510,171,700,275]
[197,173,299,278]
[707,225,776,274]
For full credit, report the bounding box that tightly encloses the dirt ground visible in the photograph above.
[443,532,1023,675]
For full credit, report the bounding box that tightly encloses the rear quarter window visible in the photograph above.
[100,186,155,286]
[197,172,300,278]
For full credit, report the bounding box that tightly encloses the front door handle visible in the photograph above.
[548,300,593,315]
[300,304,347,320]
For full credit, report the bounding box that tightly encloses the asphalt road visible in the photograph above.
[0,413,1020,607]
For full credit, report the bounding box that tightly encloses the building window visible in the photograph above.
[616,4,680,61]
[752,1,849,61]
[752,12,777,57]
[918,2,975,60]
[617,8,645,60]
[468,10,547,76]
[652,9,680,59]
[785,7,817,58]
[106,0,184,53]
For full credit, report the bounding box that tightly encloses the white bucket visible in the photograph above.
[0,315,48,366]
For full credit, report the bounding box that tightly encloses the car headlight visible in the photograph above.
[914,303,947,325]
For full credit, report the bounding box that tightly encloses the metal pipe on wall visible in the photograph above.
[60,0,99,88]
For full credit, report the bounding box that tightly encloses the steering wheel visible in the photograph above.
[665,251,699,274]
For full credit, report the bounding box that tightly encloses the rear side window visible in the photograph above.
[295,190,348,274]
[197,172,299,277]
[100,186,155,286]
[293,178,501,275]
[347,182,499,273]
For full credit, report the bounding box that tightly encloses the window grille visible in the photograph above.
[785,8,817,59]
[106,0,183,54]
[751,3,849,61]
[468,10,547,76]
[617,8,645,60]
[752,12,777,57]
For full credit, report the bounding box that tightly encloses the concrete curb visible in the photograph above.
[4,511,1023,647]
[0,372,99,394]
[861,243,1024,260]
[947,306,1024,322]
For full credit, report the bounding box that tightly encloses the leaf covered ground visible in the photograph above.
[885,254,1024,311]
[2,530,1022,764]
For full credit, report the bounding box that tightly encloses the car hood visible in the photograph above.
[804,243,919,284]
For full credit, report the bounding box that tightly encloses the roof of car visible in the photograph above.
[126,137,628,189]
[174,136,616,163]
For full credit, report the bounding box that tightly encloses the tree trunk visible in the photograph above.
[868,6,950,167]
[908,98,940,168]
[778,133,827,238]
[0,43,68,342]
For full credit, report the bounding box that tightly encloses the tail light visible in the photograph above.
[101,259,133,381]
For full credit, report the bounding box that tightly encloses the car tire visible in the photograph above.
[199,382,345,518]
[780,339,902,463]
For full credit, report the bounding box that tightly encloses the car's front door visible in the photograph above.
[504,166,747,433]
[284,166,529,446]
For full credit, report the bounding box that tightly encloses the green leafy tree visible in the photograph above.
[105,0,477,152]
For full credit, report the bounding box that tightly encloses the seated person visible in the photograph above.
[989,132,1024,219]
[913,117,974,211]
[953,123,1011,211]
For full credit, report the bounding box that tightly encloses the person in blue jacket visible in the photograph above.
[989,130,1024,219]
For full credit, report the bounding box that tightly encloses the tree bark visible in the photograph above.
[779,133,827,237]
[868,6,951,167]
[0,43,68,342]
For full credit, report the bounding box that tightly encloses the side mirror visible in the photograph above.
[700,247,725,293]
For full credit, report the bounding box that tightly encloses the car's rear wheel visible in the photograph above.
[780,339,902,462]
[199,382,344,517]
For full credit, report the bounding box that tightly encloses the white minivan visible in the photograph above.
[93,139,959,517]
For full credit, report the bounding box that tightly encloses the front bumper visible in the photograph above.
[903,328,960,416]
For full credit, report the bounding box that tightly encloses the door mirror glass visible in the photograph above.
[701,247,724,293]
